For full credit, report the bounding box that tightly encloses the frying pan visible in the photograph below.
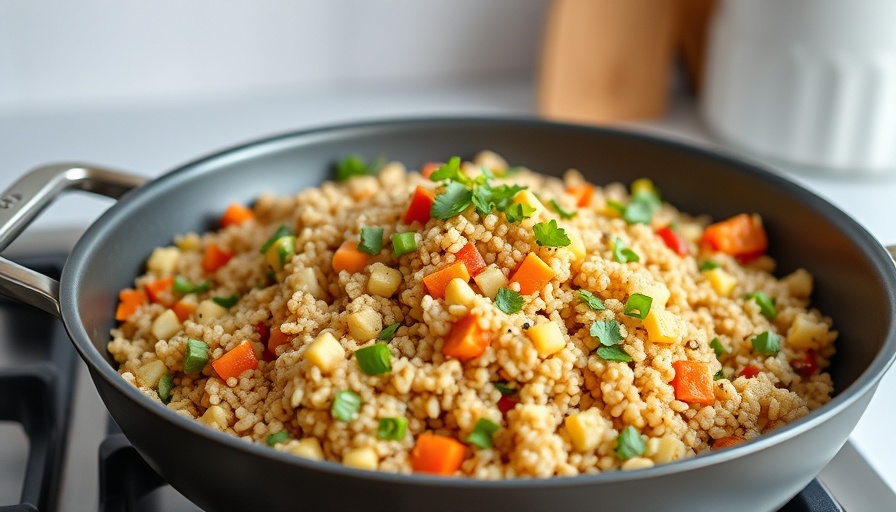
[0,118,893,512]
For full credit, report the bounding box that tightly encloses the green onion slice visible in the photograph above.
[699,260,721,271]
[710,337,728,358]
[548,199,577,219]
[213,294,240,308]
[266,430,289,446]
[377,417,407,441]
[611,236,640,264]
[331,389,362,422]
[157,373,173,404]
[391,232,418,256]
[751,331,781,355]
[183,339,209,373]
[494,381,516,396]
[746,291,777,320]
[358,227,384,255]
[377,322,401,341]
[173,275,211,294]
[467,418,500,449]
[616,426,646,460]
[260,225,293,254]
[624,293,653,319]
[354,343,392,376]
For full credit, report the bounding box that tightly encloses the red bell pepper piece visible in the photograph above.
[656,225,688,256]
[402,186,436,225]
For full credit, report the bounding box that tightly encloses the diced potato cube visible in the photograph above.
[704,267,737,297]
[305,332,345,372]
[196,299,228,323]
[633,280,670,309]
[621,457,655,471]
[294,267,324,299]
[175,232,201,251]
[146,246,180,275]
[643,309,683,344]
[512,189,545,217]
[289,437,324,461]
[527,322,566,357]
[786,313,832,350]
[783,268,813,299]
[200,405,228,429]
[135,359,168,388]
[565,230,586,261]
[342,446,379,470]
[346,310,383,341]
[565,408,612,451]
[645,437,685,464]
[368,264,403,297]
[445,277,476,306]
[474,265,508,299]
[151,309,183,340]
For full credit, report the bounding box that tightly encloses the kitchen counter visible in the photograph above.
[1,78,894,509]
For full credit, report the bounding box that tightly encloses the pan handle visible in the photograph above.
[0,164,148,317]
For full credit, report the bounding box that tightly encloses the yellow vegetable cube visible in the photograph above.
[512,189,545,216]
[367,264,403,297]
[445,277,476,306]
[146,246,180,275]
[645,437,685,463]
[474,265,508,299]
[305,332,345,372]
[527,322,566,357]
[783,268,813,299]
[151,309,183,340]
[633,280,670,309]
[294,267,324,299]
[196,299,228,323]
[135,359,168,388]
[200,405,228,429]
[565,408,612,451]
[621,457,655,471]
[704,267,737,297]
[643,309,683,344]
[346,309,383,341]
[289,438,324,460]
[786,313,832,350]
[342,446,379,470]
[565,230,586,261]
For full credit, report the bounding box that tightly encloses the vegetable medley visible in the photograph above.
[109,151,835,478]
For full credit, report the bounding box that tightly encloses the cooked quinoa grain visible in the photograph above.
[109,152,836,477]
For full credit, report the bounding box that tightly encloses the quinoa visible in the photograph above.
[109,151,836,477]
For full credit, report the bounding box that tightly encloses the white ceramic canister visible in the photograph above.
[702,0,896,175]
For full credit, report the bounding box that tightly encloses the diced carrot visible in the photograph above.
[442,314,490,362]
[671,360,715,406]
[700,213,768,261]
[508,252,555,295]
[421,162,441,179]
[172,300,197,322]
[115,288,147,321]
[220,203,255,228]
[566,184,594,207]
[656,225,688,256]
[267,327,291,352]
[144,276,174,305]
[212,340,259,381]
[738,365,760,379]
[332,240,371,274]
[402,185,436,225]
[423,261,471,300]
[455,242,486,277]
[711,436,745,450]
[410,433,467,475]
[202,243,233,274]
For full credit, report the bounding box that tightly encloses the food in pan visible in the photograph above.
[108,151,836,478]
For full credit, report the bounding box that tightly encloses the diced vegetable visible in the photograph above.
[442,314,490,361]
[643,310,683,344]
[151,309,182,340]
[455,242,486,277]
[266,430,289,446]
[711,437,744,450]
[616,426,647,460]
[509,252,555,295]
[358,227,384,255]
[377,417,408,440]
[565,230,586,260]
[220,203,255,228]
[211,340,259,381]
[565,183,594,207]
[264,235,295,271]
[183,339,209,373]
[656,225,688,256]
[410,433,466,475]
[710,337,728,357]
[196,299,228,322]
[532,219,571,247]
[611,236,640,264]
[378,322,401,341]
[332,240,371,274]
[146,246,180,275]
[445,277,477,306]
[290,438,324,460]
[701,213,768,260]
[346,309,383,341]
[621,457,655,471]
[157,372,173,404]
[527,322,566,357]
[391,232,418,256]
[421,162,441,179]
[199,405,228,429]
[466,418,500,449]
[403,185,436,225]
[335,155,370,181]
[115,288,147,321]
[260,225,292,254]
[268,327,291,352]
[202,244,233,274]
[751,331,781,355]
[624,293,653,319]
[565,408,611,451]
[497,396,517,414]
[423,261,471,300]
[305,331,344,372]
[645,437,685,463]
[212,294,240,308]
[173,275,210,294]
[704,267,737,297]
[331,389,362,422]
[144,276,174,305]
[473,265,508,299]
[791,349,818,378]
[670,360,715,406]
[367,264,403,297]
[342,447,378,470]
[511,189,545,217]
[739,365,760,378]
[494,288,524,314]
[294,267,324,299]
[746,291,776,320]
[135,359,168,388]
[355,343,392,376]
[786,313,832,350]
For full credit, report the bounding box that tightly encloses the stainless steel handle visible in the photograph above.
[0,164,148,317]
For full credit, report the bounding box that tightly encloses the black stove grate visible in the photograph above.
[0,255,844,512]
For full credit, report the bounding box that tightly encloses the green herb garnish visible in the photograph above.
[616,426,646,460]
[503,202,536,223]
[745,291,777,320]
[548,199,577,219]
[429,156,532,222]
[713,369,725,381]
[495,288,524,314]
[624,293,653,319]
[590,320,623,346]
[533,219,571,247]
[157,373,173,404]
[354,343,392,376]
[377,322,401,341]
[699,260,722,271]
[597,345,633,362]
[266,430,289,446]
[260,225,293,254]
[183,339,209,374]
[577,290,606,311]
[494,382,516,396]
[212,294,240,308]
[751,331,781,355]
[431,181,474,220]
[391,232,418,256]
[335,155,383,181]
[611,236,640,264]
[173,275,211,294]
[377,417,407,441]
[358,227,384,255]
[710,337,728,358]
[467,418,500,449]
[331,390,362,422]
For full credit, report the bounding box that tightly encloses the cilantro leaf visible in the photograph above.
[428,156,467,184]
[745,291,777,320]
[489,184,527,212]
[495,288,524,314]
[622,198,656,225]
[616,426,646,460]
[611,236,640,263]
[357,227,384,254]
[597,345,632,362]
[504,202,535,223]
[590,320,623,346]
[335,155,369,181]
[533,219,571,247]
[699,260,721,271]
[548,199,577,219]
[710,337,728,357]
[577,290,606,310]
[377,322,401,341]
[431,181,473,220]
[751,331,781,355]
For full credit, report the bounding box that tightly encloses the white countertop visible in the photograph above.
[1,78,894,507]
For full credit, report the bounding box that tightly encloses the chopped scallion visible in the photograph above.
[616,425,646,460]
[213,294,240,308]
[260,225,293,254]
[173,275,211,294]
[699,260,722,271]
[358,227,384,255]
[183,339,209,373]
[377,322,401,341]
[548,199,577,219]
[710,337,728,358]
[391,232,418,256]
[624,293,653,319]
[354,343,392,376]
[157,373,173,404]
[611,236,640,264]
[266,430,289,446]
[746,291,777,320]
[377,417,407,440]
[467,418,500,449]
[331,389,362,422]
[751,331,781,355]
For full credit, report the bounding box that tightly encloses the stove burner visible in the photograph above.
[0,255,845,512]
